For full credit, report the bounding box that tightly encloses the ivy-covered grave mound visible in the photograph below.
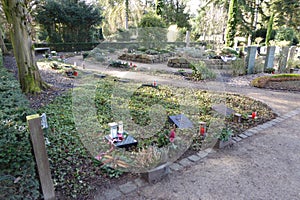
[34,75,277,198]
[83,77,277,172]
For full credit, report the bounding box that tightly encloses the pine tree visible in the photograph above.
[265,13,274,46]
[225,0,238,47]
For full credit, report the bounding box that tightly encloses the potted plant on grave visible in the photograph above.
[214,127,233,148]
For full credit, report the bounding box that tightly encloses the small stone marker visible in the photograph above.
[93,73,106,78]
[264,46,276,70]
[168,114,194,129]
[212,103,235,116]
[233,113,242,123]
[119,181,137,194]
[245,46,257,74]
[141,162,170,184]
[26,114,55,200]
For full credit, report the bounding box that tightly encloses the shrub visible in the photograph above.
[254,58,265,73]
[82,52,89,60]
[230,58,246,76]
[145,49,160,55]
[109,61,129,68]
[94,53,106,62]
[138,12,167,49]
[221,47,238,56]
[264,68,275,74]
[191,61,216,80]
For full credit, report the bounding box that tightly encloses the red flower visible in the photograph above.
[169,130,175,142]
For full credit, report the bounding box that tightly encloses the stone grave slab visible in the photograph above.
[105,134,138,149]
[141,162,170,183]
[168,114,194,129]
[212,103,235,116]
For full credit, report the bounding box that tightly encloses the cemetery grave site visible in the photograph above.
[1,0,300,200]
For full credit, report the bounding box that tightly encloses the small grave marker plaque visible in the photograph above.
[212,103,235,116]
[168,114,194,129]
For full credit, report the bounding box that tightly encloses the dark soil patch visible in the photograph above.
[3,55,74,109]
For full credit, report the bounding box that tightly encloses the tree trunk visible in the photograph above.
[0,26,8,54]
[125,0,129,29]
[1,0,46,93]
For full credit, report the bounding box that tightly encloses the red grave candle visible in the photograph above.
[153,80,157,86]
[252,112,256,119]
[200,127,205,135]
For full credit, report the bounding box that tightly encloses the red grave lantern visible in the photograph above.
[199,121,206,136]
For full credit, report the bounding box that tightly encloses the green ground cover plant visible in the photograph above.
[0,67,40,199]
[1,66,276,198]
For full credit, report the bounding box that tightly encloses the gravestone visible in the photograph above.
[288,46,297,60]
[278,46,289,72]
[264,46,276,69]
[185,31,190,47]
[212,103,235,116]
[260,46,267,54]
[141,162,170,183]
[245,46,257,74]
[168,114,194,129]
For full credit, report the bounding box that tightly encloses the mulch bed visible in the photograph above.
[264,80,300,92]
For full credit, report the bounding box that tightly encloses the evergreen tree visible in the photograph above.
[35,0,103,43]
[225,0,238,47]
[265,13,274,46]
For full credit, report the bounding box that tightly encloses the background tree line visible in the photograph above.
[0,0,300,93]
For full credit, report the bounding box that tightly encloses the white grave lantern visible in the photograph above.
[108,122,118,139]
[118,121,124,134]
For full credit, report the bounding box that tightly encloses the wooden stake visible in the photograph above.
[26,114,55,200]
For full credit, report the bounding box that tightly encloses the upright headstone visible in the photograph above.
[288,46,297,66]
[278,46,289,72]
[185,31,190,47]
[246,46,257,74]
[264,46,276,69]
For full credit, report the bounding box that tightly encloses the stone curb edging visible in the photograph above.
[98,108,300,200]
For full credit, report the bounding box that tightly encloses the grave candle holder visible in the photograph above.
[199,121,206,137]
[108,122,118,139]
[118,121,124,134]
[234,113,242,123]
[153,80,157,87]
[251,111,257,119]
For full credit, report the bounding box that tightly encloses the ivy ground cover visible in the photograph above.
[1,71,276,199]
